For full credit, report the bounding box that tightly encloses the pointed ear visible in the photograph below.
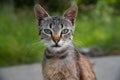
[63,4,78,25]
[34,4,49,25]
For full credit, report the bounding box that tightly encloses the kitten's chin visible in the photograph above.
[52,44,61,47]
[46,44,66,52]
[47,46,65,52]
[47,43,73,52]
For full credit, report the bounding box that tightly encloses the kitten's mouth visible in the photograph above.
[52,44,61,47]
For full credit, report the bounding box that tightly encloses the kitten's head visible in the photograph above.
[34,4,78,50]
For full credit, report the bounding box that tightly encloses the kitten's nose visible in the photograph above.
[52,35,60,43]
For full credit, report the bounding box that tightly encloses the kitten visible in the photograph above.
[34,4,96,80]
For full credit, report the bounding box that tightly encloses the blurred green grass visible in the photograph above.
[74,15,120,50]
[0,6,45,67]
[0,4,120,67]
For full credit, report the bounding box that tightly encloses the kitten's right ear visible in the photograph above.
[34,4,49,24]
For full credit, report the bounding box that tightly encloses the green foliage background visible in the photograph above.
[0,0,120,67]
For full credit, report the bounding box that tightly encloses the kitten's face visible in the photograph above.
[39,17,74,48]
[34,4,78,50]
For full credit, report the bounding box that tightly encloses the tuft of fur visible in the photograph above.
[34,4,96,80]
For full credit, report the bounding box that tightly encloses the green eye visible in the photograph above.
[61,29,69,34]
[44,29,51,34]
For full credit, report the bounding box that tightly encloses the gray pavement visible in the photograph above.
[0,56,120,80]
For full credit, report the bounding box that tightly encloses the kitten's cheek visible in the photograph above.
[51,40,55,45]
[58,40,63,46]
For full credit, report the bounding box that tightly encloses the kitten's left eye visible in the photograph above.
[61,29,69,34]
[44,29,51,34]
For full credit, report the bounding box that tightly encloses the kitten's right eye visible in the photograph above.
[44,29,51,34]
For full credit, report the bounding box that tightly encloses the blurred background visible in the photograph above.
[0,0,120,67]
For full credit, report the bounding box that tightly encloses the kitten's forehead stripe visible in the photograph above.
[61,24,63,28]
[50,23,52,28]
[42,16,72,28]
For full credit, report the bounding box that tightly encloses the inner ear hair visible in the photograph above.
[63,4,78,25]
[34,4,50,24]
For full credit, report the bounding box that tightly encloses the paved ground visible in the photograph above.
[91,56,120,80]
[0,56,120,80]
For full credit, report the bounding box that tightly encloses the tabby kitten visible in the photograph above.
[34,4,96,80]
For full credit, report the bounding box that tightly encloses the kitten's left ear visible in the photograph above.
[63,4,78,25]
